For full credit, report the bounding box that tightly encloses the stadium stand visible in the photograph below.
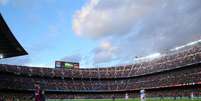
[0,43,201,100]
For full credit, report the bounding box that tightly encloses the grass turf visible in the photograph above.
[48,98,201,101]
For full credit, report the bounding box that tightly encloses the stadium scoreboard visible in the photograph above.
[55,61,79,69]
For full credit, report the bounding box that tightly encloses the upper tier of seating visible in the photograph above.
[0,44,201,79]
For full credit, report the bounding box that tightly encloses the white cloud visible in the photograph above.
[61,53,82,63]
[73,0,158,38]
[0,0,8,5]
[92,40,118,64]
[73,0,201,65]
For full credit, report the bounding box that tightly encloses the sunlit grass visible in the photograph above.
[48,98,201,101]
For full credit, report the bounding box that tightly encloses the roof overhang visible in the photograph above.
[0,14,28,58]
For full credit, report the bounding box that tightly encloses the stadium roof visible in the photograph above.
[0,14,28,59]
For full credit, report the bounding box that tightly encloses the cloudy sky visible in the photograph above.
[0,0,201,68]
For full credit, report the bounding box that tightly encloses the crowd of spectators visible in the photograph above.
[0,63,200,92]
[0,44,201,99]
[0,44,201,79]
[1,88,200,99]
[0,92,137,100]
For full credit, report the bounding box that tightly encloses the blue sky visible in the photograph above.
[0,0,201,68]
[0,0,97,67]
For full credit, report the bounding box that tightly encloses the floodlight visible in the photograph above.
[0,54,3,59]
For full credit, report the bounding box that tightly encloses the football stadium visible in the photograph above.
[1,1,201,101]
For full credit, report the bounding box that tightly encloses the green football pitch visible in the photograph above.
[48,98,201,101]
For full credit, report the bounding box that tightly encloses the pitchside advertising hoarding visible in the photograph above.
[55,61,79,69]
